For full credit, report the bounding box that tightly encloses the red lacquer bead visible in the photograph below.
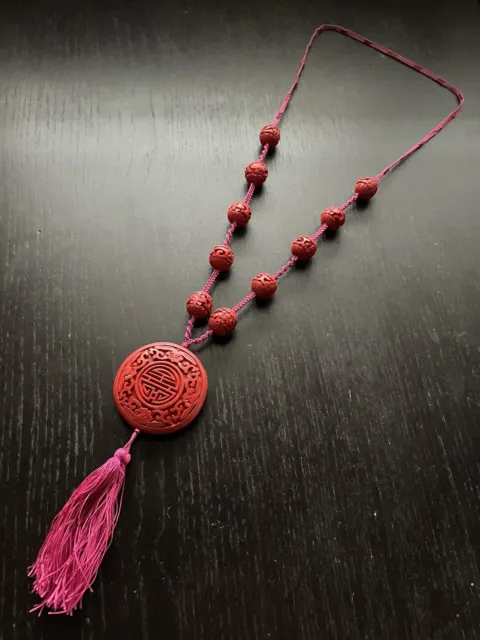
[209,308,237,336]
[291,235,317,260]
[251,273,277,299]
[354,176,378,200]
[209,245,234,271]
[259,125,281,148]
[227,201,251,227]
[320,206,346,231]
[186,291,213,319]
[245,161,268,187]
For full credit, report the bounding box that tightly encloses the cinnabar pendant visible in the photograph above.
[113,342,208,434]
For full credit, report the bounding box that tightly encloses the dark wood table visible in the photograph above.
[1,0,479,637]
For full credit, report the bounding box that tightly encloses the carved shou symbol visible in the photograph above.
[137,362,182,408]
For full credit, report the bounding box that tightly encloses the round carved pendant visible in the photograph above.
[113,342,208,434]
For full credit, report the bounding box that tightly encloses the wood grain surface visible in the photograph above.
[1,0,480,638]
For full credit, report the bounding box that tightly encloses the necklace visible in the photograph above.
[29,24,464,615]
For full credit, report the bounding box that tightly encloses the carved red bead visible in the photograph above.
[251,273,277,299]
[186,291,213,319]
[259,125,281,148]
[227,201,251,227]
[320,206,346,231]
[209,308,237,336]
[209,245,234,271]
[354,176,378,200]
[245,161,268,187]
[291,236,317,260]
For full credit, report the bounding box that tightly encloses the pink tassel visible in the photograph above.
[29,430,140,615]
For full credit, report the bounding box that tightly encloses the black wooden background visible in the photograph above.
[1,0,480,638]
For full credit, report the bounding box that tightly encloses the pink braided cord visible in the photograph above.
[183,24,464,348]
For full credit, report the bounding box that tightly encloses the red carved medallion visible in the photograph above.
[113,342,208,434]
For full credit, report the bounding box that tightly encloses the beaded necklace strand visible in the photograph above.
[29,24,464,615]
